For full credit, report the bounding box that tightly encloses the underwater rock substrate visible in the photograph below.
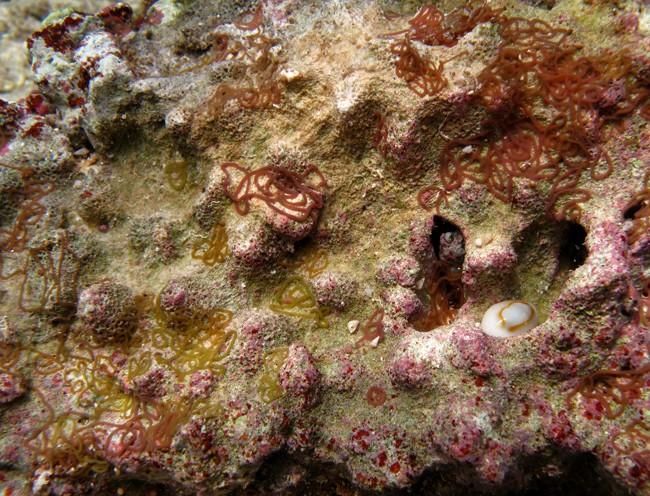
[0,0,649,495]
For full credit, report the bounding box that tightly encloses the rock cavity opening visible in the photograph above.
[412,215,465,331]
[509,220,587,326]
[624,200,644,220]
[558,221,588,271]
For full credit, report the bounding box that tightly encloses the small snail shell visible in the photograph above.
[481,300,538,338]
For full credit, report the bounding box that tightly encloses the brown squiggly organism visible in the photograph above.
[355,308,385,348]
[192,223,229,266]
[565,359,650,468]
[24,304,233,475]
[611,418,650,455]
[172,34,234,76]
[19,231,80,314]
[414,11,649,222]
[235,2,264,31]
[383,4,503,47]
[412,262,464,331]
[382,5,501,97]
[389,38,448,97]
[269,277,328,328]
[566,362,650,420]
[0,341,21,379]
[284,247,329,278]
[625,172,650,245]
[129,302,235,381]
[638,278,650,328]
[27,388,191,474]
[258,346,288,403]
[205,3,284,114]
[0,163,55,280]
[221,161,327,222]
[417,185,450,212]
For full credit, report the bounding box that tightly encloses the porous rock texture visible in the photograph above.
[0,0,649,495]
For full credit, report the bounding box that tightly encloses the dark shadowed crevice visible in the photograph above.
[624,200,644,220]
[93,478,182,496]
[229,450,631,496]
[412,215,465,331]
[412,452,631,496]
[510,219,588,324]
[520,0,556,10]
[558,221,588,271]
[431,215,464,264]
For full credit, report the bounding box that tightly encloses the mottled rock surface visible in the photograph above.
[0,0,649,495]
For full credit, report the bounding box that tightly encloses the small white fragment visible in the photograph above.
[474,236,493,248]
[481,300,538,338]
[165,108,190,131]
[279,68,300,82]
[0,315,14,343]
[32,468,52,493]
[347,320,360,334]
[370,336,381,347]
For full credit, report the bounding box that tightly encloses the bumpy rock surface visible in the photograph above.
[77,280,138,341]
[0,0,649,495]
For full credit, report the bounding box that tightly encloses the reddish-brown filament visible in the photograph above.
[412,261,464,331]
[18,231,80,313]
[201,4,283,114]
[567,362,650,420]
[372,112,390,157]
[24,335,196,473]
[413,11,648,221]
[221,162,327,222]
[639,278,650,327]
[355,308,385,348]
[0,163,55,279]
[626,172,650,245]
[383,4,503,48]
[611,418,650,455]
[417,185,449,212]
[235,2,264,31]
[390,38,448,97]
[382,5,500,98]
[640,102,650,121]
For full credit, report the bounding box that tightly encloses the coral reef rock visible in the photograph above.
[0,0,649,494]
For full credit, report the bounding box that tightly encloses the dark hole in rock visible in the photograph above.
[521,0,556,10]
[620,301,635,318]
[623,200,643,220]
[413,451,629,496]
[431,215,465,266]
[100,478,176,496]
[559,221,588,270]
[413,216,465,331]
